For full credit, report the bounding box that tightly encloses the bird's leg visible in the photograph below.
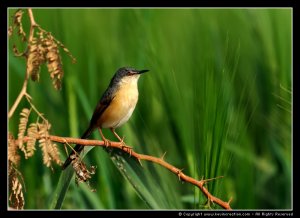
[98,128,111,147]
[110,128,123,142]
[110,128,132,154]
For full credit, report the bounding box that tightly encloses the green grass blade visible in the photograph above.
[50,147,94,209]
[50,166,74,209]
[107,147,182,209]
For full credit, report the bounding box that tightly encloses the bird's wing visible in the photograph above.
[63,87,116,170]
[89,87,115,127]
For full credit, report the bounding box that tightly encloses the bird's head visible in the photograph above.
[111,67,149,86]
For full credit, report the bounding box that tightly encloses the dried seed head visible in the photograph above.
[43,33,64,90]
[26,123,38,158]
[8,133,20,166]
[70,153,96,192]
[13,9,26,41]
[38,120,61,168]
[9,163,25,209]
[17,108,31,158]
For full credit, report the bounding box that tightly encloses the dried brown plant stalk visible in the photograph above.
[8,112,62,209]
[8,8,76,119]
[19,135,232,210]
[8,8,75,209]
[8,9,36,119]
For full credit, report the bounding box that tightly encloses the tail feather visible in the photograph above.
[62,126,94,170]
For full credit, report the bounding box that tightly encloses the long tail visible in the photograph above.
[62,126,94,170]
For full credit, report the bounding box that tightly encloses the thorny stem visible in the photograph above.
[20,135,232,210]
[8,8,37,119]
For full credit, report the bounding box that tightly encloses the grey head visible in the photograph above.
[109,67,149,86]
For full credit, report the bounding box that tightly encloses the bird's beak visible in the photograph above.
[137,69,149,74]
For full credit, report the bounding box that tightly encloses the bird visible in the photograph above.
[62,67,149,170]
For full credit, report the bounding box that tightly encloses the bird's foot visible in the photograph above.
[103,139,112,147]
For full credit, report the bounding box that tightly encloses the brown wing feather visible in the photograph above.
[62,81,118,170]
[89,86,116,128]
[62,90,115,170]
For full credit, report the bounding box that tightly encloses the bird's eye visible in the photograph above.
[127,71,134,76]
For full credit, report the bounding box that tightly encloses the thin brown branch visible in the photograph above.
[8,77,28,119]
[20,135,232,210]
[25,94,48,122]
[8,8,38,119]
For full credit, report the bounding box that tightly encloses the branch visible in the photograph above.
[20,135,232,210]
[8,8,37,119]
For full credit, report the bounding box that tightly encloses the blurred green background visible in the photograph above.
[8,8,292,209]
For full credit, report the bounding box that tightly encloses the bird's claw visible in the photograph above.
[104,139,111,147]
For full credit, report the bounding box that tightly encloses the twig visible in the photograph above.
[8,8,38,119]
[20,135,232,210]
[25,94,48,122]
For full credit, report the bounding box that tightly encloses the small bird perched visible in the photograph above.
[62,67,149,169]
